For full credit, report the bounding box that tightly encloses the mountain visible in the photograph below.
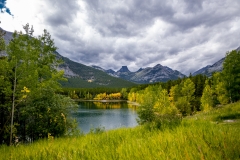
[130,64,185,83]
[50,53,137,88]
[118,66,130,72]
[0,28,136,88]
[192,58,225,77]
[193,46,240,76]
[93,64,186,83]
[0,28,12,57]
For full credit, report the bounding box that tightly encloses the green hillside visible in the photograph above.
[61,77,136,88]
[60,57,136,88]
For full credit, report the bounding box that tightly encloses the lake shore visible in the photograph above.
[74,99,140,105]
[74,99,128,102]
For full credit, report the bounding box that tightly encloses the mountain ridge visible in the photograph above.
[92,64,186,83]
[192,46,240,76]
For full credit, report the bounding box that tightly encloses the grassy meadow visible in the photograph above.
[1,102,240,160]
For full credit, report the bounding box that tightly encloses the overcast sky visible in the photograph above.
[1,0,240,75]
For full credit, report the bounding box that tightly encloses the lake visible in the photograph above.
[72,101,139,133]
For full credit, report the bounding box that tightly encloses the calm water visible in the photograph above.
[72,101,138,133]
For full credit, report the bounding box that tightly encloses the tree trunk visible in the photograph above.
[10,64,17,145]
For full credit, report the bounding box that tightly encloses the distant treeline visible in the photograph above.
[61,74,207,104]
[60,88,129,100]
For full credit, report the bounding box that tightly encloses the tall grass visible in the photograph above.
[1,102,240,160]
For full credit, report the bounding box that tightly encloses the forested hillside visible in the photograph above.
[59,56,136,88]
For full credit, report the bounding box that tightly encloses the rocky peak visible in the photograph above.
[153,64,163,68]
[106,69,115,74]
[118,66,130,72]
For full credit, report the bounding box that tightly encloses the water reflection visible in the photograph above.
[72,101,138,133]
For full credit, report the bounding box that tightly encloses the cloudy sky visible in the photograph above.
[0,0,240,75]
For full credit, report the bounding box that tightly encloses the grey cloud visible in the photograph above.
[183,0,203,12]
[84,0,175,37]
[168,1,240,31]
[44,0,240,75]
[45,0,80,26]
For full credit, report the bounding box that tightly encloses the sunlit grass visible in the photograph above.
[1,102,240,160]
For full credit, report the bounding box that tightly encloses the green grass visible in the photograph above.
[1,102,240,160]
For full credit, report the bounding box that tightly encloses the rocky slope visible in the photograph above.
[192,58,225,77]
[193,46,240,76]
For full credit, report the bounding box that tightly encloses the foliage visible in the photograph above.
[62,87,129,100]
[175,96,191,116]
[211,72,229,105]
[120,88,128,100]
[181,78,195,102]
[154,89,178,115]
[0,24,77,145]
[201,82,213,112]
[94,92,122,100]
[136,86,160,124]
[136,85,181,126]
[222,50,240,102]
[129,74,207,111]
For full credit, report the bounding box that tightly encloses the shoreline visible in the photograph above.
[74,99,128,102]
[74,99,140,106]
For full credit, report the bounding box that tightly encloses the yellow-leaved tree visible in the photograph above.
[201,81,213,112]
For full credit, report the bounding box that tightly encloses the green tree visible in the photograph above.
[181,78,195,102]
[222,50,240,103]
[169,84,181,105]
[0,26,12,144]
[212,72,229,105]
[154,89,178,115]
[201,81,213,112]
[0,24,77,145]
[175,97,191,116]
[137,85,161,124]
[120,88,128,100]
[176,78,195,115]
